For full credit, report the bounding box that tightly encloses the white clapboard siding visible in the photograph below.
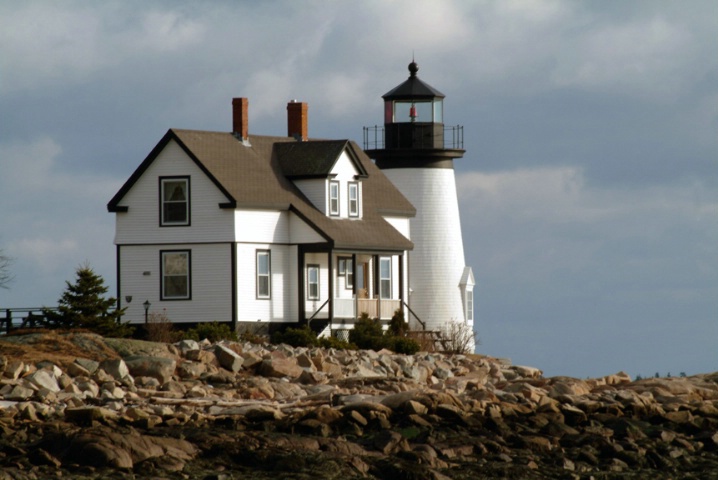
[115,140,234,245]
[330,151,358,180]
[383,168,468,331]
[234,210,290,243]
[235,243,295,323]
[382,216,411,239]
[118,243,232,324]
[293,179,327,214]
[289,212,324,243]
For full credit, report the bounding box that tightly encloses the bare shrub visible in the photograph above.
[407,331,437,352]
[440,321,478,354]
[145,310,179,343]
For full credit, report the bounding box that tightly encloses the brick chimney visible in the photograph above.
[232,97,248,140]
[287,100,308,141]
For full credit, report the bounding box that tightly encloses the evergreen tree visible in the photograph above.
[43,264,132,337]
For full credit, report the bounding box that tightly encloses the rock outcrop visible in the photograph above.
[1,332,717,479]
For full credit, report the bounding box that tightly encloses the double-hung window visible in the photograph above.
[307,265,320,300]
[348,182,359,217]
[379,257,391,299]
[345,259,354,290]
[161,250,191,300]
[329,181,340,216]
[337,257,353,290]
[256,250,271,299]
[160,177,190,226]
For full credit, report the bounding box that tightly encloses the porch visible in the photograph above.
[300,248,407,325]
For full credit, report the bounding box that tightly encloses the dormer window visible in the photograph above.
[348,182,359,217]
[160,177,190,226]
[329,181,340,216]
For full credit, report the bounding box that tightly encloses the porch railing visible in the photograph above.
[333,298,400,320]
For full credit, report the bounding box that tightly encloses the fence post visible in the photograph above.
[4,309,10,334]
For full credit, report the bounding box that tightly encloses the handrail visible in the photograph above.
[402,301,426,330]
[306,299,329,329]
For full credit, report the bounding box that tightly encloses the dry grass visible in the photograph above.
[0,330,119,368]
[144,311,181,343]
[406,331,438,352]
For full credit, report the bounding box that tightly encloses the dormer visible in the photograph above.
[276,140,367,219]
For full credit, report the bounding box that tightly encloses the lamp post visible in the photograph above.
[143,300,151,324]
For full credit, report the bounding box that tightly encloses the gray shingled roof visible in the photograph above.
[109,129,415,252]
[275,140,367,178]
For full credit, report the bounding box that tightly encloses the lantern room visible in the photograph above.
[381,61,446,149]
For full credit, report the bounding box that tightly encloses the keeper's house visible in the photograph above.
[107,98,415,335]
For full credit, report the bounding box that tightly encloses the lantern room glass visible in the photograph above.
[385,99,443,124]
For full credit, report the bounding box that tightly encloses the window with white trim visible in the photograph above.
[379,257,391,299]
[329,181,340,216]
[307,264,319,300]
[466,288,474,322]
[348,182,359,217]
[161,250,190,300]
[160,177,190,226]
[256,250,271,299]
[345,259,354,290]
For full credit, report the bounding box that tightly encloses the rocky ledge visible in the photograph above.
[0,332,717,479]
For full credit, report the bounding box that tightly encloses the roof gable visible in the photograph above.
[107,130,235,212]
[275,140,367,179]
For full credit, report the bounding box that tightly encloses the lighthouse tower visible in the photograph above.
[364,61,475,342]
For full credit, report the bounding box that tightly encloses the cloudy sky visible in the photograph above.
[1,0,716,378]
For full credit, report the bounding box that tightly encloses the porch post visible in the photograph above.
[328,252,334,326]
[298,246,306,325]
[399,253,407,324]
[352,254,357,321]
[373,255,379,297]
[351,254,357,295]
[398,253,404,304]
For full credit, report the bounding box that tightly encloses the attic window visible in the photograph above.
[348,182,359,217]
[160,177,190,226]
[329,181,340,216]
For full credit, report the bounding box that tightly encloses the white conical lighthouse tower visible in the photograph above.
[365,61,475,346]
